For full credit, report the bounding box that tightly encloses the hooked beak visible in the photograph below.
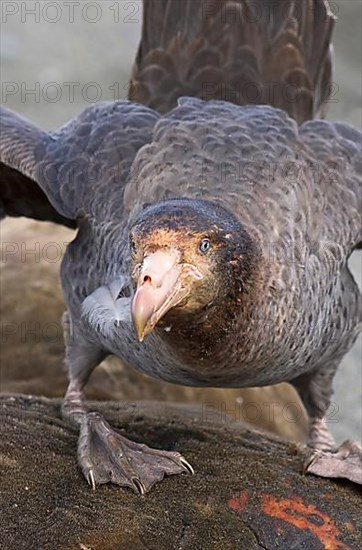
[131,250,202,341]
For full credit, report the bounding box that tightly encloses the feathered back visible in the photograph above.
[130,0,335,123]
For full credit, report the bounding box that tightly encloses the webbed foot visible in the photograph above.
[304,440,362,484]
[78,412,194,494]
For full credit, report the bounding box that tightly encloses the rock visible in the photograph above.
[0,395,360,550]
[0,219,307,442]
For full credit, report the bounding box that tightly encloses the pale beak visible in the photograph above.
[131,250,202,341]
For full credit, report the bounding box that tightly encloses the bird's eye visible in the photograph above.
[199,238,211,254]
[130,238,137,254]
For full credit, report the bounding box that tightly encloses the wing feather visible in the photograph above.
[0,102,160,226]
[130,0,335,123]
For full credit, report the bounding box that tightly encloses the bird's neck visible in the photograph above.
[158,248,270,364]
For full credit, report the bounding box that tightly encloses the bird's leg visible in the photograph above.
[290,366,362,484]
[61,312,193,494]
[61,310,106,429]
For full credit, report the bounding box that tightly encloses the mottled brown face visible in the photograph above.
[129,199,258,341]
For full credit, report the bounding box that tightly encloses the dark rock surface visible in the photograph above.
[1,395,360,550]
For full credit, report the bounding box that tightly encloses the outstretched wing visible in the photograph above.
[0,102,160,226]
[130,0,335,123]
[0,108,75,228]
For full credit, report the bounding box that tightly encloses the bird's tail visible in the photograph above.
[129,0,335,124]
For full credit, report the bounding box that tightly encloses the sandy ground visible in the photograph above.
[0,1,361,442]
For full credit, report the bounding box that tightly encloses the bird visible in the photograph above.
[1,0,361,494]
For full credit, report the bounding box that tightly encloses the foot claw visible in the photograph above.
[86,469,96,491]
[132,478,146,495]
[179,456,195,475]
[303,449,322,472]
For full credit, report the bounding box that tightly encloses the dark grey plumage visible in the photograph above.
[130,0,334,122]
[1,0,361,492]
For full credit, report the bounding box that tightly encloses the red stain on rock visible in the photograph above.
[228,490,249,512]
[261,494,351,550]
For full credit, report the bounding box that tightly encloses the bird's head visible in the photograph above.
[130,199,261,342]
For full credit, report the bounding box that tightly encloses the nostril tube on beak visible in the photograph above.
[132,250,183,341]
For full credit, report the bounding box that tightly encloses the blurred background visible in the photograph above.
[0,1,361,443]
